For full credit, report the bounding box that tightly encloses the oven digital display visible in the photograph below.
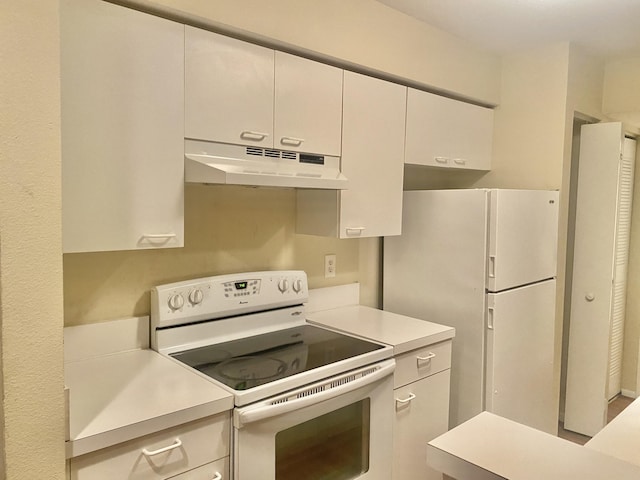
[235,281,248,290]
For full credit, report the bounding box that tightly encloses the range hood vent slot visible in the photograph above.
[264,149,281,158]
[246,147,263,156]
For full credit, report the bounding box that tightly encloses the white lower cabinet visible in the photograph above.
[69,414,230,480]
[393,341,452,480]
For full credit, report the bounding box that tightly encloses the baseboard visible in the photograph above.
[621,389,637,399]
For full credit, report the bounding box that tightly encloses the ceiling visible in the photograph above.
[377,0,640,57]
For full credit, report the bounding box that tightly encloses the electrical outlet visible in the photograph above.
[324,254,336,278]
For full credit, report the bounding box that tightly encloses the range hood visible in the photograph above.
[185,140,348,190]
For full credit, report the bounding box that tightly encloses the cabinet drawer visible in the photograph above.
[166,457,229,479]
[70,413,230,480]
[394,340,452,388]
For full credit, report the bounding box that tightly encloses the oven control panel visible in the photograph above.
[151,271,309,329]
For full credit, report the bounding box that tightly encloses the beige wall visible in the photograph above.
[0,1,66,478]
[603,56,640,130]
[65,186,363,324]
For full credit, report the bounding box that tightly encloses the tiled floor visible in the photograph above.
[558,394,634,445]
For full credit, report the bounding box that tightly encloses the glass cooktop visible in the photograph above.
[170,324,385,391]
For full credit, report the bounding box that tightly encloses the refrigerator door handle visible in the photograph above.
[487,306,495,330]
[488,255,496,278]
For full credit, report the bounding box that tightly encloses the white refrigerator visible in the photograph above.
[384,189,559,434]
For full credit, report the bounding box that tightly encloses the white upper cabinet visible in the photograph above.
[296,72,406,238]
[274,52,343,156]
[405,88,493,170]
[61,0,184,253]
[185,27,274,147]
[185,28,343,156]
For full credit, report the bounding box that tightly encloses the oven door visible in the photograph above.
[233,359,395,480]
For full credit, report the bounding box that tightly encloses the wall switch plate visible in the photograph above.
[324,254,336,278]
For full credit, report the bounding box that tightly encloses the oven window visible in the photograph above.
[275,399,370,480]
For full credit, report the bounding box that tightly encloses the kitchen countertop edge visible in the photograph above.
[307,305,455,355]
[65,348,234,459]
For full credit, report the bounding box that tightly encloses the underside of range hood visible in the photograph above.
[185,140,348,190]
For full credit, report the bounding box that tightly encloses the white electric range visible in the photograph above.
[151,271,395,480]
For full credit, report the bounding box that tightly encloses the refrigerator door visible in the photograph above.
[487,189,559,292]
[384,189,488,427]
[485,279,556,434]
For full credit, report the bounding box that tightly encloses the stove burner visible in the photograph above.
[216,355,287,388]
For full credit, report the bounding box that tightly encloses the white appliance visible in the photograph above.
[184,139,349,190]
[384,189,559,434]
[151,271,394,480]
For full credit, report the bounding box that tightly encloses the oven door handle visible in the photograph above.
[235,360,395,426]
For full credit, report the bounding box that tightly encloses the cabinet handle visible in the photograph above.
[211,473,222,480]
[280,136,304,146]
[488,255,496,278]
[396,393,416,406]
[141,438,182,457]
[140,233,177,244]
[416,352,436,364]
[488,306,495,330]
[240,130,269,141]
[434,156,449,164]
[346,227,365,236]
[453,158,467,166]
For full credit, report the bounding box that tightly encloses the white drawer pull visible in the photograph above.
[211,473,222,480]
[240,130,269,141]
[396,393,416,405]
[280,136,304,146]
[346,227,365,236]
[417,352,436,364]
[453,158,467,166]
[434,156,449,164]
[142,438,182,457]
[140,233,177,244]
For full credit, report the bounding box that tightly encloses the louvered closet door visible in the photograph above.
[608,137,637,400]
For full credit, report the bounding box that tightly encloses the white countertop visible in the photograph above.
[428,412,640,479]
[64,318,234,459]
[307,305,455,355]
[585,396,640,466]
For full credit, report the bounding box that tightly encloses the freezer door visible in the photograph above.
[485,279,556,434]
[487,189,559,292]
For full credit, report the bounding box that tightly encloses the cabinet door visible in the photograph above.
[339,72,406,238]
[405,88,493,170]
[61,0,184,253]
[393,370,450,480]
[185,27,274,147]
[274,52,343,155]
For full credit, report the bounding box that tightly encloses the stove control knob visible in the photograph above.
[292,279,303,293]
[188,289,204,305]
[278,278,289,293]
[168,293,184,311]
